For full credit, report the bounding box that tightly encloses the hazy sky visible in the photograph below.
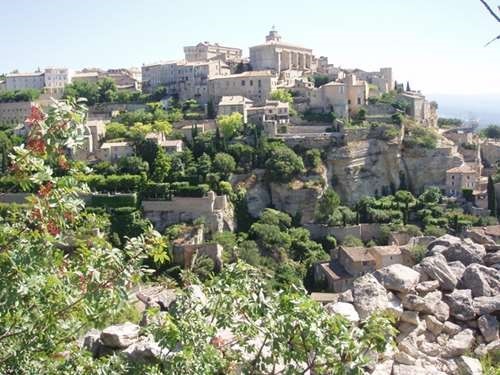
[1,0,499,95]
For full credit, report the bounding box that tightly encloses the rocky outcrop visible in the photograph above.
[100,322,141,349]
[322,234,500,374]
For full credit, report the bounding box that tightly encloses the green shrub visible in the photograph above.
[342,235,364,247]
[88,194,137,209]
[174,184,209,197]
[142,182,171,200]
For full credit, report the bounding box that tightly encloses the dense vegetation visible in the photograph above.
[0,88,41,103]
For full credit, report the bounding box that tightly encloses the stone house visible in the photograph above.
[218,96,254,123]
[337,246,377,277]
[145,132,183,153]
[208,70,278,105]
[184,42,242,63]
[446,164,480,197]
[399,91,438,128]
[97,141,135,162]
[0,101,34,125]
[368,245,403,269]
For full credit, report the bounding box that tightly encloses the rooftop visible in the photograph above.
[368,245,401,257]
[339,246,376,263]
[100,141,132,148]
[210,70,275,80]
[7,71,44,78]
[219,96,253,106]
[446,163,477,174]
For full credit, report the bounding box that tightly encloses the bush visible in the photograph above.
[342,235,364,247]
[174,184,209,197]
[78,174,143,193]
[424,225,447,237]
[304,149,322,170]
[404,127,438,149]
[89,193,137,209]
[141,182,171,200]
[265,144,304,183]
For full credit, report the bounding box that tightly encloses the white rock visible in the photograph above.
[100,322,140,349]
[371,359,394,375]
[424,315,444,336]
[419,254,458,291]
[478,314,499,343]
[325,302,359,323]
[444,329,476,358]
[443,321,462,336]
[416,280,440,294]
[122,336,163,363]
[455,355,483,375]
[375,264,421,293]
[394,351,416,365]
[352,274,389,320]
[401,311,420,325]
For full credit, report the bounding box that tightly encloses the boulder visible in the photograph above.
[443,321,462,336]
[400,311,420,326]
[82,329,102,357]
[325,302,359,323]
[447,261,466,280]
[352,274,389,320]
[441,240,486,266]
[100,322,140,349]
[413,264,430,282]
[338,289,353,303]
[415,280,440,294]
[386,292,404,318]
[444,329,475,358]
[136,286,177,311]
[398,334,420,357]
[461,264,500,297]
[428,234,462,249]
[424,315,444,336]
[478,314,499,343]
[419,254,458,291]
[392,364,445,375]
[473,295,500,315]
[186,284,208,305]
[402,291,449,322]
[418,340,441,357]
[484,251,500,267]
[455,356,483,375]
[374,264,420,293]
[122,336,163,363]
[394,351,416,365]
[443,289,476,321]
[371,359,394,375]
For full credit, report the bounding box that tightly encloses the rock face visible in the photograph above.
[100,322,140,349]
[419,254,458,291]
[374,264,420,293]
[461,264,500,297]
[477,314,499,343]
[441,240,486,266]
[352,274,389,320]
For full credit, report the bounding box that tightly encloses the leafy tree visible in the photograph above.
[481,125,500,139]
[196,153,212,181]
[395,190,416,224]
[135,139,159,167]
[97,77,117,103]
[63,80,99,105]
[418,187,442,205]
[315,188,341,223]
[217,112,243,140]
[312,74,330,88]
[265,143,304,182]
[105,122,128,140]
[342,235,364,247]
[213,152,236,179]
[118,156,149,175]
[304,149,322,170]
[228,142,255,171]
[151,149,172,183]
[0,99,167,372]
[270,88,293,104]
[0,88,41,103]
[259,208,292,230]
[488,176,497,216]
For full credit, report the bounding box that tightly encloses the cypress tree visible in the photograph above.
[406,81,411,92]
[487,176,497,216]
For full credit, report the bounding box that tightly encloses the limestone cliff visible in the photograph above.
[326,137,463,205]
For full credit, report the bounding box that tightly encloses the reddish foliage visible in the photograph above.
[47,221,60,236]
[25,105,44,124]
[37,182,53,198]
[27,138,46,154]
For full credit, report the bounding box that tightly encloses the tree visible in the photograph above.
[0,100,167,372]
[151,149,172,182]
[217,112,243,141]
[479,0,500,46]
[265,144,304,182]
[213,152,236,179]
[315,188,341,223]
[488,176,497,216]
[270,89,293,104]
[196,153,212,181]
[406,81,411,92]
[480,125,500,139]
[304,149,322,170]
[395,190,416,225]
[105,122,128,140]
[118,156,149,175]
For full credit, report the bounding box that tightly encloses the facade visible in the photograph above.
[97,141,134,162]
[337,246,376,277]
[249,28,315,73]
[368,245,403,269]
[218,96,254,123]
[208,70,278,105]
[0,101,34,125]
[142,59,230,103]
[308,73,368,117]
[446,163,481,197]
[399,92,438,128]
[184,42,242,63]
[5,72,45,91]
[217,96,289,127]
[348,68,393,94]
[145,132,184,153]
[72,71,100,84]
[44,68,70,95]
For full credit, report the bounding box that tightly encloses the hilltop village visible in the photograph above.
[1,29,499,374]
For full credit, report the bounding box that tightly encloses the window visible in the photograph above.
[348,99,351,105]
[357,97,361,105]
[250,80,253,86]
[241,80,245,86]
[258,80,262,88]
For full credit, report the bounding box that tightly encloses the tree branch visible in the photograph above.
[479,0,500,22]
[485,34,500,46]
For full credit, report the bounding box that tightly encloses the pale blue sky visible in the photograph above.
[1,0,499,95]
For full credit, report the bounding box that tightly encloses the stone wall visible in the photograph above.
[142,192,234,233]
[304,223,383,242]
[481,140,500,167]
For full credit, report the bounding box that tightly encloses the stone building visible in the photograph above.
[97,141,134,162]
[184,42,242,63]
[308,73,369,117]
[217,96,289,127]
[446,164,480,197]
[218,96,254,123]
[249,28,315,73]
[399,91,438,128]
[43,68,71,95]
[142,59,230,103]
[145,132,184,153]
[347,67,393,94]
[208,70,278,105]
[0,101,34,125]
[315,244,404,293]
[142,191,234,233]
[5,71,45,91]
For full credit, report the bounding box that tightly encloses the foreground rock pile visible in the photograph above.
[326,234,500,374]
